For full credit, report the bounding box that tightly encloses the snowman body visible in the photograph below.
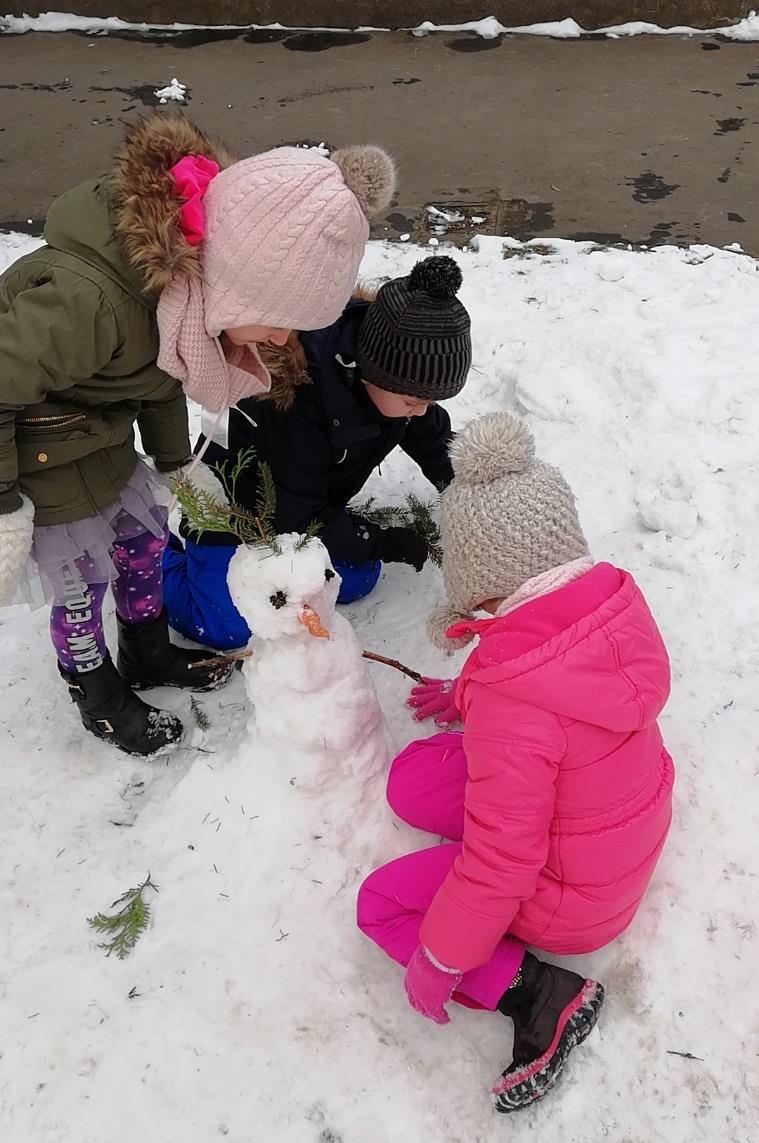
[227,534,392,787]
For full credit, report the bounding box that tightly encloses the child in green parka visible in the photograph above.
[0,113,395,755]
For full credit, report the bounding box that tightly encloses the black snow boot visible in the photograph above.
[116,609,234,692]
[59,656,183,756]
[493,952,605,1112]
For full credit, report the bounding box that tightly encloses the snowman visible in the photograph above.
[227,532,393,792]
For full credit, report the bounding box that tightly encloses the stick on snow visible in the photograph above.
[362,650,424,684]
[189,648,424,684]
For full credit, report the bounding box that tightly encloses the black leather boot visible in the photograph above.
[59,656,183,756]
[116,609,234,692]
[493,952,604,1112]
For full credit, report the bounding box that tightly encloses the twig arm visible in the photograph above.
[362,650,424,684]
[188,650,253,670]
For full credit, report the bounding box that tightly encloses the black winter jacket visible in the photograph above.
[198,301,454,564]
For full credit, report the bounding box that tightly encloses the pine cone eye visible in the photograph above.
[269,590,288,609]
[324,569,336,582]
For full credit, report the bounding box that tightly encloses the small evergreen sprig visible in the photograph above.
[353,494,443,566]
[87,874,158,959]
[353,500,400,528]
[406,492,444,566]
[217,444,257,503]
[294,518,322,551]
[172,448,284,553]
[190,695,210,731]
[252,459,280,550]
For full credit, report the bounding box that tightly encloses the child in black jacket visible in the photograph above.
[163,257,472,649]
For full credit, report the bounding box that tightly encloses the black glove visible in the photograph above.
[373,526,429,572]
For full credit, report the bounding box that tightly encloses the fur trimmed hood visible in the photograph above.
[108,112,234,295]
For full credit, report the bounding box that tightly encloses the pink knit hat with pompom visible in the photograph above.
[157,144,396,412]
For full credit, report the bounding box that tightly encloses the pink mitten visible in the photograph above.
[406,677,460,726]
[403,945,463,1025]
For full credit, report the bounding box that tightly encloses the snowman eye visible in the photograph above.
[269,590,287,609]
[324,569,336,581]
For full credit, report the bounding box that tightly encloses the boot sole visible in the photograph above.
[84,730,182,757]
[492,979,605,1113]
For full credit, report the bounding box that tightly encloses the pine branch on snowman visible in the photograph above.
[173,457,394,787]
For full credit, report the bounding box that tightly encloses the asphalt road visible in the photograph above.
[2,26,759,251]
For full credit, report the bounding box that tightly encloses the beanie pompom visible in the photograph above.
[409,255,463,299]
[332,145,396,219]
[426,602,475,653]
[449,412,535,486]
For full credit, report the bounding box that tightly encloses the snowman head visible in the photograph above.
[227,533,341,641]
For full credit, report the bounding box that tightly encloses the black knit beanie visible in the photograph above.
[357,256,472,400]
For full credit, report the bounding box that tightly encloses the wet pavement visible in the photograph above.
[2,26,759,251]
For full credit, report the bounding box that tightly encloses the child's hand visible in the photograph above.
[404,945,462,1025]
[407,677,460,726]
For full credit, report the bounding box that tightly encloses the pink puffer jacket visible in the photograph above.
[419,563,674,972]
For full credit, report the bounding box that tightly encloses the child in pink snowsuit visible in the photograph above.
[357,412,674,1112]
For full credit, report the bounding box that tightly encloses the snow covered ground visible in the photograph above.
[1,230,757,1142]
[4,10,759,40]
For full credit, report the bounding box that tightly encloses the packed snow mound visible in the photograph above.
[228,533,393,789]
[1,231,757,1142]
[4,11,759,40]
[412,12,759,40]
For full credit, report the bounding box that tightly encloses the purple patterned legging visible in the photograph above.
[49,523,168,675]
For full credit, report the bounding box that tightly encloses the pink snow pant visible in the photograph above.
[357,732,524,1011]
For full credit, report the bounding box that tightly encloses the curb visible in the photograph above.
[2,3,753,34]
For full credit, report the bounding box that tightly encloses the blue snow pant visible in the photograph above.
[162,533,382,650]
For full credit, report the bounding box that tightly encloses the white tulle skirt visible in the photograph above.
[18,459,169,608]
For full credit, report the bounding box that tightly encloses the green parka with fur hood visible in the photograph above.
[0,114,231,525]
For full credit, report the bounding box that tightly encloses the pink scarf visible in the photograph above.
[156,155,272,413]
[495,557,595,618]
[157,277,271,412]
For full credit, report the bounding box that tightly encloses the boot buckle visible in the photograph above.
[96,718,115,734]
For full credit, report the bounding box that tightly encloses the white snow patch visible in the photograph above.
[427,205,466,224]
[635,475,700,540]
[153,77,186,104]
[0,230,43,269]
[0,12,316,34]
[4,10,759,40]
[1,229,758,1141]
[293,141,331,158]
[413,12,759,40]
[413,16,584,38]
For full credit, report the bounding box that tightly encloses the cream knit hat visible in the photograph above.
[428,412,589,650]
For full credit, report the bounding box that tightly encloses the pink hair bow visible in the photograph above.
[169,155,220,246]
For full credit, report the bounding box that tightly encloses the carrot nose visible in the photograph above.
[299,604,330,639]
